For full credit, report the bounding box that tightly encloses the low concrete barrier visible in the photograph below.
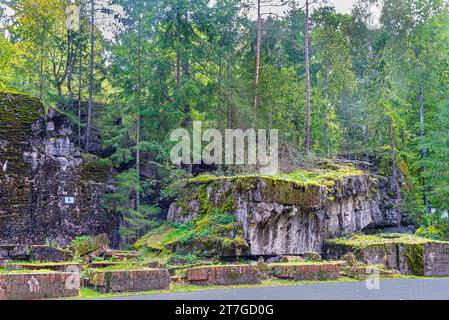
[270,262,342,281]
[0,272,79,300]
[88,268,170,293]
[186,265,260,285]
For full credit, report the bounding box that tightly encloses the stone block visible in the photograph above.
[270,262,342,281]
[186,265,261,285]
[0,272,79,300]
[88,269,170,293]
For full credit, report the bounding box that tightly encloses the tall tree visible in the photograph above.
[85,0,94,151]
[304,0,311,153]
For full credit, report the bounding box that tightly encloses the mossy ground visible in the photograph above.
[188,163,365,191]
[0,268,56,274]
[134,209,245,260]
[5,261,80,267]
[326,233,441,250]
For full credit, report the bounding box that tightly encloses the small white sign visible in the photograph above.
[64,197,75,204]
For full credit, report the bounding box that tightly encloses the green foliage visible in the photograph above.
[415,211,449,241]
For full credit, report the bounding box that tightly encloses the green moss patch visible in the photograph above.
[269,261,345,267]
[0,91,45,176]
[326,233,435,250]
[80,154,111,182]
[188,164,364,191]
[0,91,43,126]
[134,210,246,258]
[0,268,56,274]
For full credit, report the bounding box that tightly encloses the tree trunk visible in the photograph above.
[39,50,43,100]
[227,50,232,129]
[419,86,431,214]
[253,0,261,118]
[176,48,181,90]
[135,10,142,211]
[86,0,94,152]
[56,82,62,97]
[304,0,311,153]
[324,61,330,156]
[78,5,84,147]
[388,117,401,227]
[182,59,191,128]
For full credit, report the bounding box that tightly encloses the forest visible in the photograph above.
[0,0,448,245]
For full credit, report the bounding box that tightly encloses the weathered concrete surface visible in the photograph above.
[0,92,119,246]
[186,265,260,286]
[0,272,79,300]
[88,269,170,293]
[0,244,73,262]
[270,262,342,281]
[325,235,449,276]
[168,169,393,255]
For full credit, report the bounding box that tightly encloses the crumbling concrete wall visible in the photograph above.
[88,269,170,293]
[0,272,79,300]
[186,265,260,285]
[168,171,389,255]
[0,92,119,246]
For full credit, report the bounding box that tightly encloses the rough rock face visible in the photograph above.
[0,92,119,246]
[168,170,395,255]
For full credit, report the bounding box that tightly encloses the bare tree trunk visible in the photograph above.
[304,0,311,153]
[182,59,191,128]
[86,0,94,152]
[419,86,431,214]
[56,82,62,97]
[78,5,84,147]
[176,48,181,90]
[39,50,43,100]
[253,0,261,118]
[324,61,330,156]
[388,117,401,227]
[135,10,142,211]
[227,50,232,129]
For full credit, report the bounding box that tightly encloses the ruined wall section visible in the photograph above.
[0,92,119,246]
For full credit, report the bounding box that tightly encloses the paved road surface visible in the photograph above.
[101,278,449,300]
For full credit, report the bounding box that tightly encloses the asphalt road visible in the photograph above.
[101,278,449,300]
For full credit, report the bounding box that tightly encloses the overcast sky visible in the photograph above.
[1,0,361,39]
[331,0,358,13]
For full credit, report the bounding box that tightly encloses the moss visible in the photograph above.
[326,233,436,251]
[0,91,43,125]
[89,264,148,272]
[0,91,45,176]
[80,154,111,182]
[269,261,345,267]
[135,211,245,258]
[0,268,56,274]
[403,243,424,276]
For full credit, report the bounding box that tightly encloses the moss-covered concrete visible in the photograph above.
[325,234,449,276]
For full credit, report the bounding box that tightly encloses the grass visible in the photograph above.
[0,268,57,274]
[88,264,150,273]
[5,261,80,266]
[269,260,346,267]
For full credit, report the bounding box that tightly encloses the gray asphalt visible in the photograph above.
[100,278,449,300]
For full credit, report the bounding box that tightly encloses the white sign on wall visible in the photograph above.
[64,197,75,204]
